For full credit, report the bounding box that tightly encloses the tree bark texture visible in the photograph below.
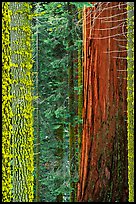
[10,2,34,202]
[77,2,128,202]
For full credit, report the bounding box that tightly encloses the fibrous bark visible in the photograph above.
[77,2,128,202]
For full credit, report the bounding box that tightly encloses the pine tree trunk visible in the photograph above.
[9,2,34,202]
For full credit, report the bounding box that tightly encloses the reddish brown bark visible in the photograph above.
[77,2,128,202]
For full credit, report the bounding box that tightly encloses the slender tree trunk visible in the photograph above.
[35,4,40,202]
[67,2,76,202]
[54,125,64,202]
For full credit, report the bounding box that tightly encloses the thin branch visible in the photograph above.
[90,31,127,40]
[117,77,127,80]
[92,2,127,12]
[117,70,127,72]
[112,57,127,59]
[34,152,40,155]
[85,3,127,25]
[103,50,127,53]
[101,18,127,23]
[39,98,46,105]
[95,10,130,20]
[79,2,109,26]
[89,2,110,36]
[113,38,127,41]
[92,22,124,31]
[117,44,127,48]
[34,143,40,146]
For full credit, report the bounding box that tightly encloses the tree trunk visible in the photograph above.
[77,2,128,202]
[127,2,134,202]
[54,125,64,202]
[67,2,76,202]
[10,2,34,202]
[35,3,40,202]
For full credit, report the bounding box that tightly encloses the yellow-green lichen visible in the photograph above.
[10,2,34,201]
[127,2,134,202]
[2,2,12,202]
[2,2,34,202]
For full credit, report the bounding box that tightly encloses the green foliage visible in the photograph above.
[31,2,85,202]
[70,2,93,8]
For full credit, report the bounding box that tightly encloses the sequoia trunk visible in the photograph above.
[77,2,128,202]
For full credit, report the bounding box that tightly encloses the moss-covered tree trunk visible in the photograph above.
[9,2,34,202]
[127,2,134,202]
